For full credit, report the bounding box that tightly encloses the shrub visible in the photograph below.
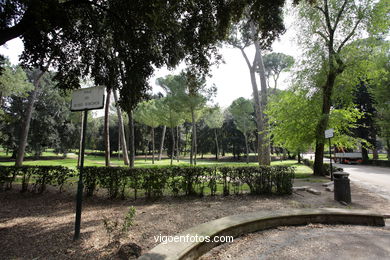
[0,165,295,198]
[0,166,18,191]
[103,206,136,244]
[32,166,75,193]
[0,166,74,193]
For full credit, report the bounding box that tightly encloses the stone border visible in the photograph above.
[139,208,385,260]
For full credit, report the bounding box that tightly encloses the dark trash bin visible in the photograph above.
[333,172,351,204]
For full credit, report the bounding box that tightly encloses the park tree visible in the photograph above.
[267,88,364,165]
[14,65,51,166]
[263,52,294,89]
[352,81,378,162]
[181,71,215,165]
[227,13,282,165]
[112,90,129,165]
[155,98,185,165]
[133,99,161,164]
[0,58,32,107]
[157,71,214,165]
[221,112,246,159]
[370,44,390,160]
[266,90,318,162]
[229,97,256,163]
[295,0,384,175]
[0,71,78,157]
[330,37,389,161]
[204,106,225,160]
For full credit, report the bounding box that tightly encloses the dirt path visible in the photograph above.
[0,179,389,259]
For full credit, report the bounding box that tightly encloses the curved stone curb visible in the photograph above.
[139,208,385,260]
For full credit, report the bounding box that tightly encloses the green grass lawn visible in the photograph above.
[0,151,313,178]
[368,153,388,160]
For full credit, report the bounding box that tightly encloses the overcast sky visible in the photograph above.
[0,9,299,109]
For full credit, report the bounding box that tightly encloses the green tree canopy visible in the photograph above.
[229,97,256,136]
[266,89,364,155]
[263,52,294,89]
[1,0,299,111]
[0,59,33,100]
[133,100,160,129]
[204,106,224,130]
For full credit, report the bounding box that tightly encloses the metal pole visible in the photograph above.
[74,110,88,241]
[329,137,333,181]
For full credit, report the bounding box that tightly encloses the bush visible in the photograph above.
[0,166,74,193]
[0,165,295,198]
[0,166,18,191]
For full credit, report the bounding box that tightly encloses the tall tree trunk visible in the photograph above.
[313,71,337,176]
[171,127,175,166]
[298,152,301,164]
[127,110,135,167]
[176,126,180,162]
[250,22,271,166]
[151,127,155,164]
[159,126,166,161]
[184,128,189,157]
[104,89,111,167]
[240,48,263,166]
[214,128,219,160]
[372,138,379,160]
[118,122,121,160]
[191,109,197,165]
[15,69,46,167]
[190,112,194,165]
[244,133,249,164]
[362,146,369,163]
[112,90,129,165]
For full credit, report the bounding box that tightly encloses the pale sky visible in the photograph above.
[0,11,299,109]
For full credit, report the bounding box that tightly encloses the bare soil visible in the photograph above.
[0,179,389,259]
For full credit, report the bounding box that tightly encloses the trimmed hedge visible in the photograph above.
[1,165,294,198]
[0,166,75,193]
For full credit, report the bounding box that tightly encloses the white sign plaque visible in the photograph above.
[71,86,105,111]
[325,128,334,138]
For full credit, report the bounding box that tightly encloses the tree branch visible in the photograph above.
[333,0,348,32]
[0,7,32,46]
[239,48,253,71]
[314,5,326,16]
[337,17,363,53]
[323,0,333,37]
[0,0,125,46]
[315,31,329,43]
